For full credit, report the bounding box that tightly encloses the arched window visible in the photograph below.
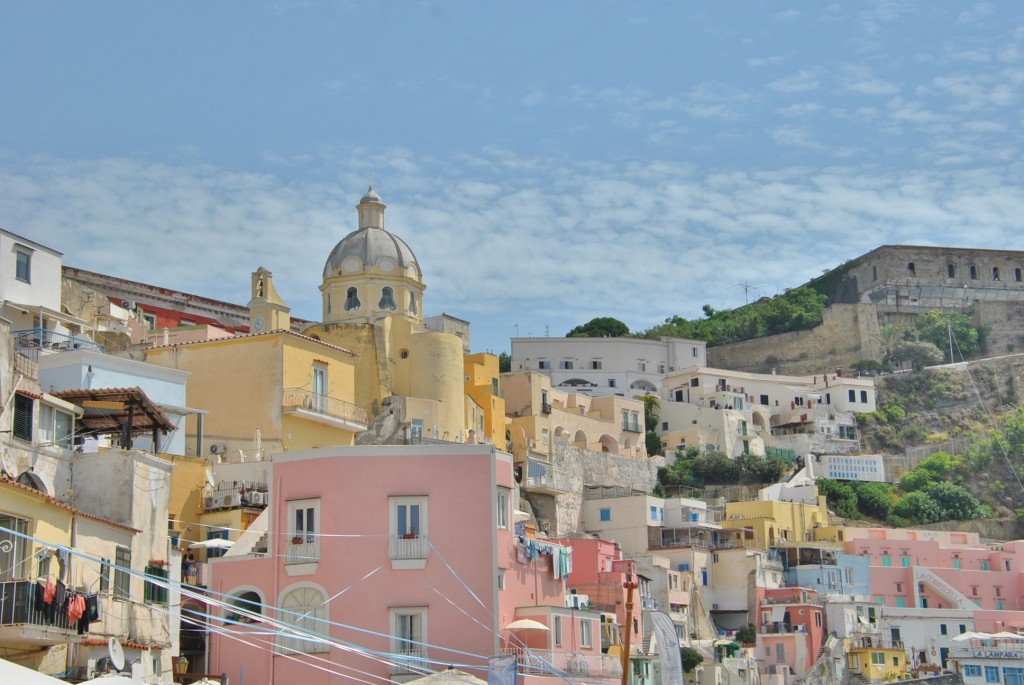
[1016,268,1022,282]
[408,292,418,314]
[907,262,916,277]
[226,590,263,624]
[970,265,978,280]
[379,286,397,310]
[993,267,1000,281]
[279,586,329,654]
[326,292,332,314]
[947,264,955,278]
[344,287,360,311]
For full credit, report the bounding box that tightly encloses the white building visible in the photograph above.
[511,336,707,398]
[810,453,887,483]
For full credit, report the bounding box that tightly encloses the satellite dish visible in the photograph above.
[108,637,126,671]
[205,471,216,490]
[0,448,15,478]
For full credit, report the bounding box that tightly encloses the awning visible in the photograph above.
[5,301,91,328]
[769,606,786,622]
[51,387,177,449]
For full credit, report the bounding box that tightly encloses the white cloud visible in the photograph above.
[768,70,820,92]
[4,148,1019,353]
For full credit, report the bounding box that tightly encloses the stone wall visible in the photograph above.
[707,304,876,375]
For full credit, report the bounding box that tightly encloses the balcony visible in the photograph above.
[285,538,320,565]
[541,402,552,414]
[13,328,104,361]
[521,459,568,495]
[390,646,428,675]
[500,647,622,678]
[282,388,368,431]
[390,535,429,570]
[0,580,80,646]
[182,561,206,587]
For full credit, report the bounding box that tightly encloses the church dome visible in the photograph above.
[322,186,422,280]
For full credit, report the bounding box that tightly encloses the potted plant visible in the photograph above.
[291,536,303,544]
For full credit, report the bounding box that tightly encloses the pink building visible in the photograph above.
[844,529,1024,630]
[208,444,619,684]
[756,587,826,682]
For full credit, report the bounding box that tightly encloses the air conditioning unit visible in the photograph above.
[209,443,227,455]
[248,492,267,506]
[205,494,234,510]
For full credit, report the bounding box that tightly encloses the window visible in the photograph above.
[580,618,592,648]
[599,508,611,522]
[541,428,550,445]
[608,379,616,388]
[873,265,878,280]
[496,488,509,529]
[692,347,698,357]
[391,497,426,539]
[206,528,229,559]
[690,378,699,387]
[623,410,630,430]
[15,247,31,282]
[559,360,574,370]
[591,360,602,370]
[970,265,978,280]
[980,559,990,571]
[289,499,318,543]
[650,506,658,521]
[553,615,563,646]
[344,286,361,311]
[658,363,665,373]
[848,389,856,402]
[940,624,948,635]
[896,597,906,607]
[638,361,647,372]
[538,360,551,370]
[114,546,132,601]
[953,558,962,569]
[985,666,999,683]
[891,628,901,643]
[408,292,417,314]
[908,262,916,276]
[497,569,505,590]
[860,390,868,403]
[143,314,157,331]
[38,404,74,447]
[379,286,397,310]
[776,643,785,663]
[882,554,891,567]
[993,267,1000,281]
[948,264,956,278]
[871,652,886,666]
[960,625,967,634]
[391,607,427,665]
[279,586,329,654]
[0,514,28,582]
[226,590,262,623]
[144,564,169,604]
[964,665,981,677]
[13,394,33,442]
[901,555,911,567]
[631,412,640,432]
[1016,268,1022,282]
[99,558,110,593]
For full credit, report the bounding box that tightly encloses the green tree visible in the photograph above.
[641,394,661,432]
[890,491,942,525]
[566,317,630,338]
[646,431,663,457]
[851,481,893,520]
[498,352,511,373]
[681,647,703,673]
[923,482,985,520]
[872,324,903,368]
[914,310,983,362]
[892,340,944,371]
[817,478,859,519]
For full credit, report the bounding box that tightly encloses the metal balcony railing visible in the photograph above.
[285,539,320,565]
[0,580,76,633]
[390,646,428,674]
[12,328,104,360]
[282,388,368,426]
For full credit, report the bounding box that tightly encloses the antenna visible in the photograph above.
[736,280,760,305]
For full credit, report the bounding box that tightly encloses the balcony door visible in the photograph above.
[313,365,327,412]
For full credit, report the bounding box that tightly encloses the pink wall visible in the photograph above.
[210,445,504,684]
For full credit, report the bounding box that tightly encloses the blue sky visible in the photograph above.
[2,2,1022,354]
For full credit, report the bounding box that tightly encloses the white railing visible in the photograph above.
[390,646,428,674]
[389,535,429,561]
[500,647,622,677]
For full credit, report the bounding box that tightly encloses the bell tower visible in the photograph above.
[247,266,291,333]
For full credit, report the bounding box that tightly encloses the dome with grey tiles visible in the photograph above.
[322,186,422,280]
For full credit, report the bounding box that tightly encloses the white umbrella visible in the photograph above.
[950,631,989,642]
[505,618,549,631]
[189,538,234,550]
[991,631,1024,640]
[0,658,67,684]
[405,667,487,685]
[78,676,145,685]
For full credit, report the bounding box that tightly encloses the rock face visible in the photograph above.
[524,441,663,535]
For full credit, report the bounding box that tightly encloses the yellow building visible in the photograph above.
[146,327,366,457]
[301,185,468,443]
[846,634,908,683]
[464,353,506,446]
[722,493,829,550]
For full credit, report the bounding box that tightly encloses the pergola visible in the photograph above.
[51,386,177,450]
